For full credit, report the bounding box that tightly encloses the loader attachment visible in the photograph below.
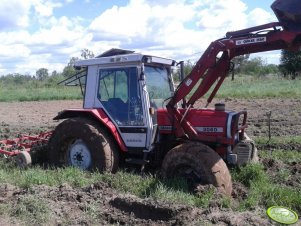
[272,0,301,31]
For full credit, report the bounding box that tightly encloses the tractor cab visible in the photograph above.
[71,49,176,151]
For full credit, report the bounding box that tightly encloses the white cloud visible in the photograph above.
[196,0,248,30]
[0,44,31,58]
[0,0,31,29]
[0,0,279,75]
[33,1,63,17]
[247,8,276,26]
[0,0,64,31]
[88,0,275,61]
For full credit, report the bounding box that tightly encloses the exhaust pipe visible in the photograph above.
[272,0,301,31]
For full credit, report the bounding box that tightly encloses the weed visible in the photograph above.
[11,195,50,224]
[232,162,301,215]
[231,163,268,187]
[82,201,104,224]
[255,136,301,145]
[259,149,301,163]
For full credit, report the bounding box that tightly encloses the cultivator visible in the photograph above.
[0,132,52,167]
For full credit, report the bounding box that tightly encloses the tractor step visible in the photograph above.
[125,158,149,165]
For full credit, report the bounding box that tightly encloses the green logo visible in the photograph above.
[267,206,299,225]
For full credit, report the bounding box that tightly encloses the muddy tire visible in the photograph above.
[161,142,232,196]
[48,117,119,173]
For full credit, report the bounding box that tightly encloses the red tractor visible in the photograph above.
[1,0,301,196]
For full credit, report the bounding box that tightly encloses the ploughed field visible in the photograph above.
[1,99,300,139]
[0,99,300,226]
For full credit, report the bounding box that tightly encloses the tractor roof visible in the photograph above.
[74,48,175,68]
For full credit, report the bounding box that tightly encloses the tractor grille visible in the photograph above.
[232,141,252,166]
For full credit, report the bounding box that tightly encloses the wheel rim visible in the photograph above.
[68,139,92,170]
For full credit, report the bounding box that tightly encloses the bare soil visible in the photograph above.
[0,99,300,225]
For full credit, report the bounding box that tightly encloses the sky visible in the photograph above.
[0,0,280,75]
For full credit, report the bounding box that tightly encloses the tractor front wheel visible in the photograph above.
[47,117,119,173]
[161,142,232,196]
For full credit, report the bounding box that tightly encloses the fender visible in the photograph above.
[53,108,127,152]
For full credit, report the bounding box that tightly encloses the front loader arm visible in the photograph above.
[167,1,301,139]
[168,22,301,109]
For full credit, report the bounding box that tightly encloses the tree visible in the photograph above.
[51,70,59,77]
[279,49,301,79]
[232,54,250,73]
[172,60,195,82]
[234,57,279,76]
[36,68,49,81]
[183,60,195,76]
[62,49,95,78]
[81,49,95,59]
[62,57,79,78]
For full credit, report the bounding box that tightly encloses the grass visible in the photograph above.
[232,163,301,214]
[0,86,82,102]
[0,138,300,224]
[0,196,50,225]
[0,148,299,215]
[11,195,50,225]
[259,149,301,163]
[215,75,301,98]
[0,75,301,102]
[255,136,301,145]
[0,162,104,188]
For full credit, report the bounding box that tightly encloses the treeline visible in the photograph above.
[1,49,300,88]
[0,49,94,88]
[173,55,280,82]
[180,50,301,80]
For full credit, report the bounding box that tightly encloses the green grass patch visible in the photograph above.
[259,149,301,163]
[215,76,301,98]
[99,171,214,208]
[0,161,103,188]
[0,86,82,102]
[1,76,301,102]
[0,146,299,215]
[232,163,301,214]
[11,195,50,225]
[255,136,301,145]
[0,195,51,225]
[0,161,218,209]
[232,163,268,187]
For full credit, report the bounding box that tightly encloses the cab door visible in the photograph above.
[96,66,149,149]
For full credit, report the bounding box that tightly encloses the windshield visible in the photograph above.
[144,66,173,109]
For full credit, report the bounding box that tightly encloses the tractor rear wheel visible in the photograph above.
[48,117,119,172]
[161,142,232,196]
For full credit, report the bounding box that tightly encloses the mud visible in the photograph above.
[0,182,273,226]
[0,99,300,225]
[0,100,81,139]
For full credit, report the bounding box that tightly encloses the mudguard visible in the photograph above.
[53,109,127,152]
